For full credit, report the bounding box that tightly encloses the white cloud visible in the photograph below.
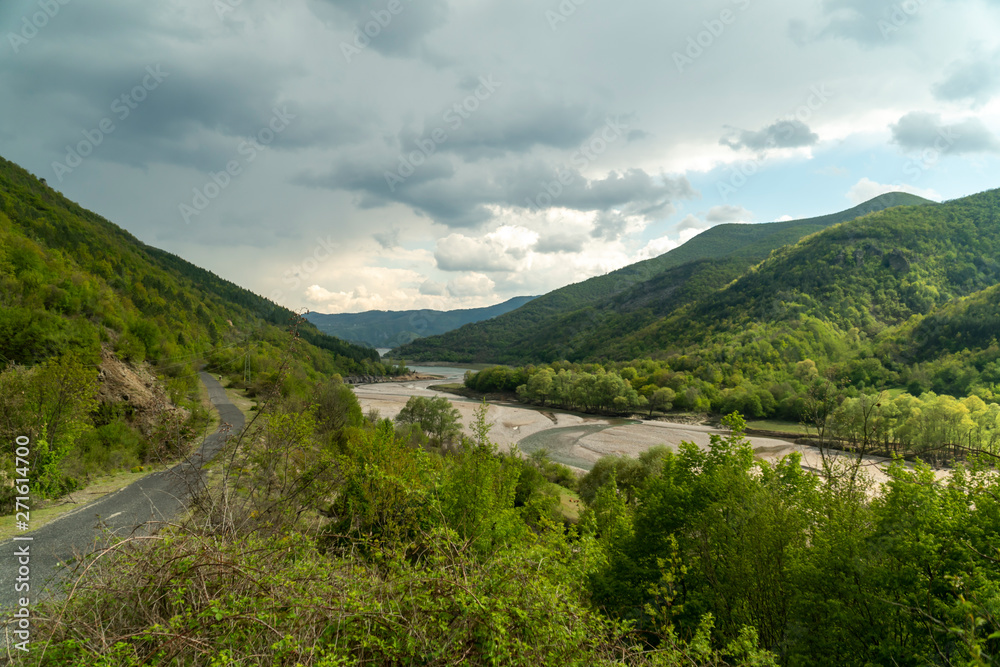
[419,279,447,296]
[706,205,754,224]
[637,236,680,260]
[447,273,496,297]
[435,225,538,272]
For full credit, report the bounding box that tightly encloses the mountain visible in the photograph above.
[396,192,934,363]
[303,296,537,349]
[0,153,398,500]
[625,188,1000,354]
[0,154,380,374]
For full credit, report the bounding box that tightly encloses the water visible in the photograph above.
[408,365,475,383]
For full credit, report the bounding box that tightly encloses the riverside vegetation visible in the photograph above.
[22,363,1000,665]
[454,189,1000,464]
[3,152,1000,664]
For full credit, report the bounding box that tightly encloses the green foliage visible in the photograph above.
[439,403,523,551]
[0,154,400,503]
[394,395,462,447]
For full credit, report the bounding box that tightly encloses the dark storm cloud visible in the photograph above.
[534,231,587,254]
[721,119,819,152]
[891,112,1000,155]
[298,154,693,229]
[0,14,370,174]
[313,0,449,58]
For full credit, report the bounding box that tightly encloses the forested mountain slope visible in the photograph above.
[397,193,932,363]
[0,155,386,503]
[624,188,1000,358]
[304,295,536,348]
[0,155,379,372]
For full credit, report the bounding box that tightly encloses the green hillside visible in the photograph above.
[397,192,932,363]
[0,155,389,502]
[626,188,1000,356]
[304,295,537,348]
[0,156,379,370]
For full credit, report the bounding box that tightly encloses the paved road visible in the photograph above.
[0,372,245,609]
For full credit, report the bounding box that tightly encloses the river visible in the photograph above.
[351,365,902,479]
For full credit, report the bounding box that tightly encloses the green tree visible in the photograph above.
[395,395,462,447]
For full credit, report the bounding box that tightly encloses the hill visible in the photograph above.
[304,296,536,348]
[624,188,1000,357]
[0,154,388,500]
[397,192,933,363]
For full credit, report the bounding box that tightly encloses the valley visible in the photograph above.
[355,365,921,486]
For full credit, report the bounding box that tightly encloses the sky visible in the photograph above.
[2,0,999,314]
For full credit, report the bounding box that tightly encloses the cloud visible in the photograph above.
[447,273,495,297]
[721,119,819,152]
[373,227,400,248]
[890,112,1000,155]
[636,227,706,261]
[674,206,751,234]
[677,214,704,231]
[637,236,680,260]
[534,231,587,254]
[434,226,537,272]
[299,157,694,229]
[312,0,450,59]
[807,0,927,45]
[932,51,1000,106]
[706,205,753,223]
[419,279,447,295]
[846,177,940,205]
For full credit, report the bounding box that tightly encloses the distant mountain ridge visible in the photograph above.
[304,296,537,349]
[396,192,935,363]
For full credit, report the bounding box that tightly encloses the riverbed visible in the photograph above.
[352,365,906,483]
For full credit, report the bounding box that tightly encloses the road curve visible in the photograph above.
[0,372,245,609]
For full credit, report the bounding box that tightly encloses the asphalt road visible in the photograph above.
[0,372,245,610]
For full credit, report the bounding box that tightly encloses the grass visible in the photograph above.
[746,419,811,435]
[553,484,581,523]
[212,373,257,422]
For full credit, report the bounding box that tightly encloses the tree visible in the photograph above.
[395,395,462,447]
[647,387,676,417]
